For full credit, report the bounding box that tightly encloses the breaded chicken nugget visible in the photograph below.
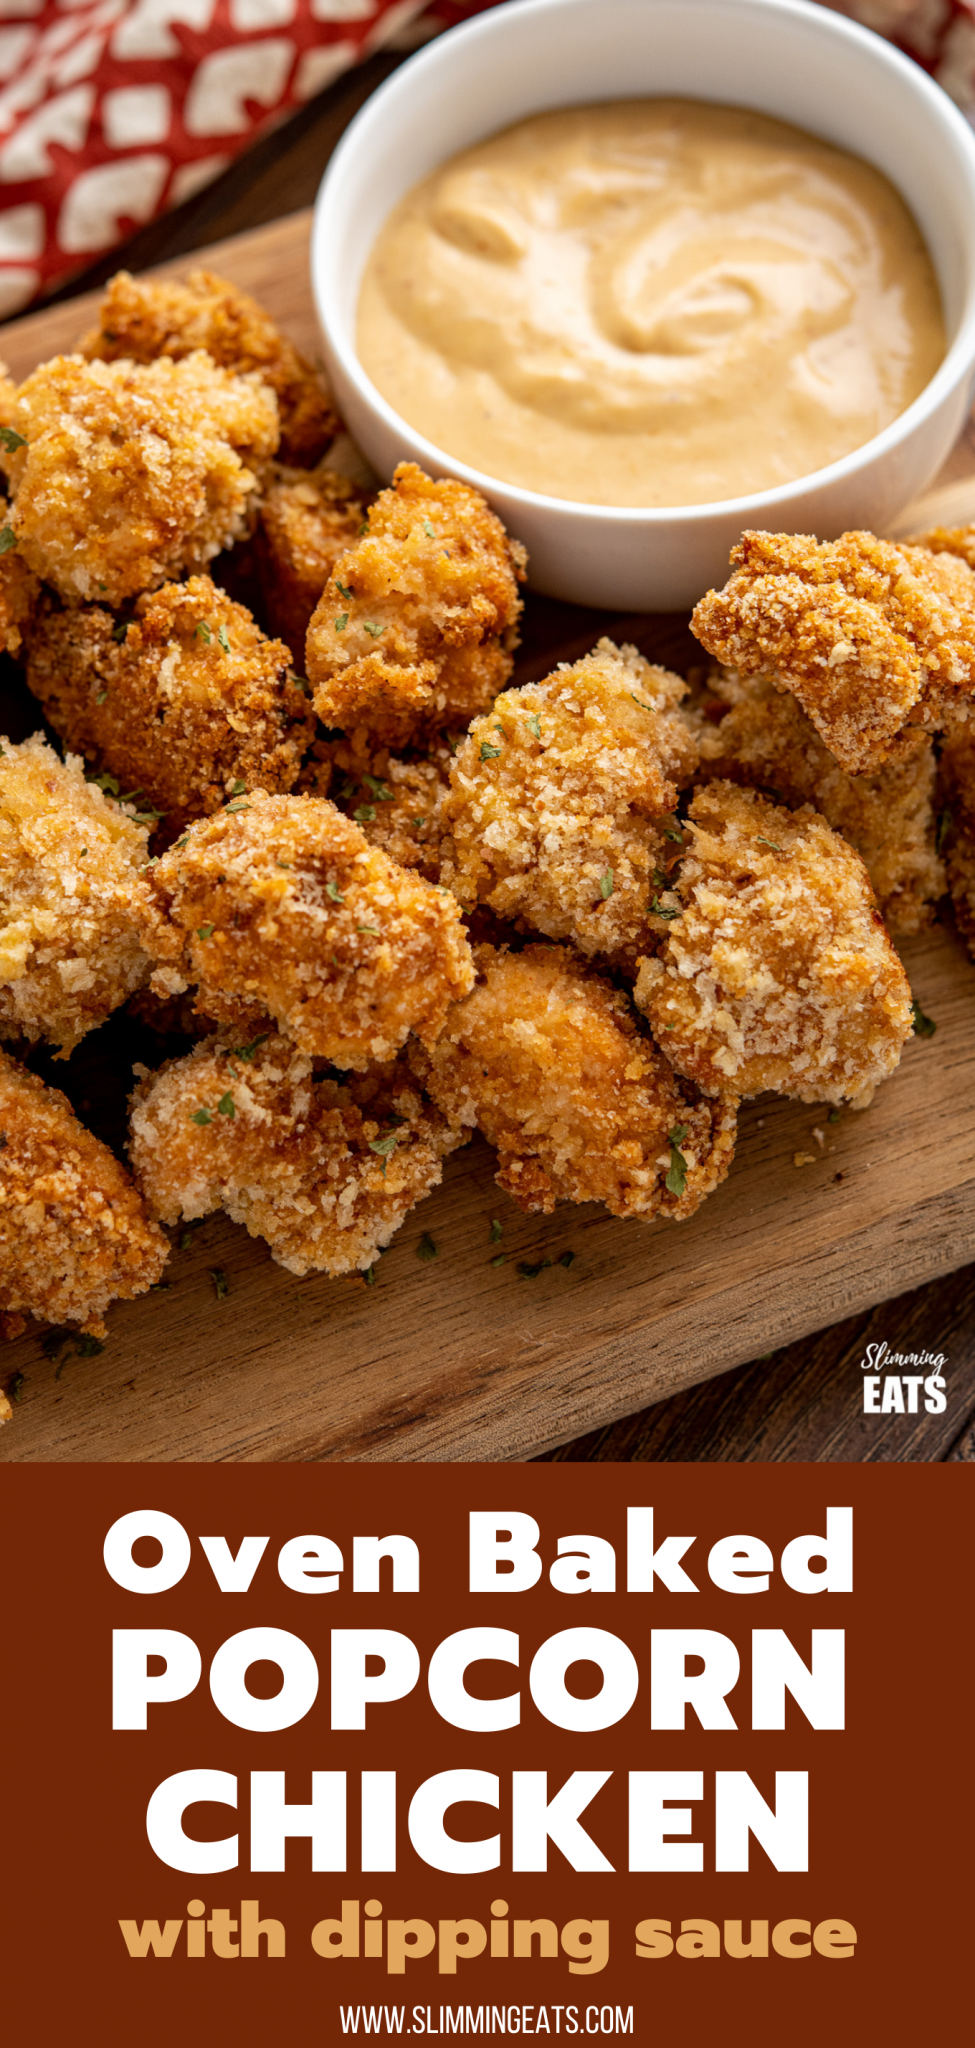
[25,577,313,839]
[0,1046,168,1332]
[937,727,975,955]
[411,941,737,1220]
[81,267,338,466]
[692,529,975,771]
[0,495,39,652]
[305,462,526,746]
[255,461,372,651]
[4,352,278,605]
[441,639,697,966]
[129,1032,465,1276]
[0,733,153,1054]
[695,667,944,934]
[144,791,475,1067]
[635,782,913,1104]
[319,730,457,882]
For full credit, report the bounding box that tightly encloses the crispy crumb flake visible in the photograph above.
[143,790,475,1067]
[636,782,913,1105]
[5,351,278,605]
[442,638,697,965]
[0,1046,168,1330]
[0,732,153,1054]
[129,1033,465,1277]
[81,267,338,466]
[25,576,314,838]
[305,462,526,747]
[411,941,737,1221]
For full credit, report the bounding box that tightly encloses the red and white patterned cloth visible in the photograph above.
[0,0,971,319]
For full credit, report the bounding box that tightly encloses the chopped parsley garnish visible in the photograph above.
[75,1333,104,1359]
[663,821,685,843]
[225,799,250,813]
[364,1263,376,1284]
[558,1250,575,1268]
[112,620,129,642]
[326,880,344,902]
[489,1217,503,1244]
[174,833,189,850]
[649,895,679,919]
[0,425,25,452]
[354,804,376,823]
[217,624,231,652]
[599,869,614,900]
[95,689,108,704]
[208,1267,229,1299]
[828,1108,841,1123]
[217,1092,235,1118]
[412,814,427,828]
[357,923,380,935]
[339,779,357,800]
[0,525,17,553]
[230,778,246,796]
[630,694,656,712]
[358,521,370,536]
[666,1124,689,1197]
[8,1370,24,1403]
[363,621,384,637]
[335,578,353,600]
[480,741,502,761]
[491,1254,507,1268]
[518,1258,552,1279]
[527,713,542,740]
[232,1035,268,1062]
[756,835,783,852]
[423,520,436,538]
[90,770,120,796]
[937,805,952,854]
[197,923,214,939]
[416,1231,439,1261]
[911,1000,937,1037]
[369,1133,399,1175]
[191,1108,212,1126]
[363,775,393,801]
[195,620,212,643]
[179,1224,203,1250]
[334,613,349,632]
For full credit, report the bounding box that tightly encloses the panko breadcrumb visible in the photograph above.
[25,577,314,838]
[320,730,457,881]
[144,791,475,1067]
[441,639,697,965]
[0,493,39,653]
[0,1046,168,1331]
[694,666,944,934]
[305,462,526,746]
[4,352,278,605]
[411,941,738,1220]
[128,1033,465,1276]
[81,267,338,466]
[0,733,153,1054]
[635,782,913,1104]
[691,528,975,771]
[255,461,372,651]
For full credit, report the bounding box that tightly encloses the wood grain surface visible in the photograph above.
[0,208,974,1462]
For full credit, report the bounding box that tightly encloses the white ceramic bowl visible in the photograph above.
[312,0,975,610]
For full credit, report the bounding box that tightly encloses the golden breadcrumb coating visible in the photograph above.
[0,1046,168,1332]
[691,528,975,772]
[635,782,913,1105]
[128,1033,465,1276]
[320,729,457,882]
[305,461,526,747]
[0,495,39,653]
[0,733,153,1055]
[411,941,737,1220]
[695,667,944,934]
[937,728,975,955]
[4,352,278,605]
[81,267,338,466]
[255,461,372,651]
[908,521,975,570]
[441,639,697,966]
[25,577,313,839]
[144,790,475,1067]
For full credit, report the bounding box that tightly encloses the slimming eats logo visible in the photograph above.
[860,1343,946,1415]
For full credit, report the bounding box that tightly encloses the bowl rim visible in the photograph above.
[312,0,975,527]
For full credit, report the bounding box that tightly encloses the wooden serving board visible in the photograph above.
[2,209,975,1467]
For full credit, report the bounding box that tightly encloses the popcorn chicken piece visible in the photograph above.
[411,941,737,1220]
[129,1033,465,1276]
[25,577,313,839]
[635,782,913,1104]
[255,461,372,651]
[305,462,526,747]
[0,733,153,1055]
[695,666,944,934]
[692,528,975,771]
[4,352,278,605]
[0,494,39,653]
[441,639,696,965]
[0,1046,168,1332]
[81,267,338,466]
[144,791,475,1068]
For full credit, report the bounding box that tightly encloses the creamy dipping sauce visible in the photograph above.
[357,99,945,508]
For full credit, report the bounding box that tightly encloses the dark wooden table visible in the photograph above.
[11,52,975,1466]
